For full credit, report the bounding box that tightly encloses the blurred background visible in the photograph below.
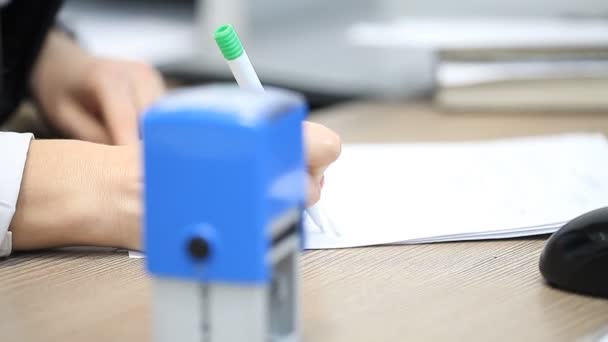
[59,0,608,110]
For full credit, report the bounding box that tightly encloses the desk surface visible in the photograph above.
[2,102,608,342]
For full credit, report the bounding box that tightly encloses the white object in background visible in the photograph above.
[59,2,194,65]
[306,133,608,249]
[347,17,608,50]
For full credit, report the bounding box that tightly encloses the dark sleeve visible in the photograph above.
[0,0,63,122]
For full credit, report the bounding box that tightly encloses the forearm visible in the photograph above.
[10,140,139,250]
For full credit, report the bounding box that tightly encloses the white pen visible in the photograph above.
[214,24,327,231]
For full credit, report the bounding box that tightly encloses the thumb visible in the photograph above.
[304,121,342,172]
[97,79,140,145]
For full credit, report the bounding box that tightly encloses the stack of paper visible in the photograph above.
[305,133,608,249]
[346,17,608,111]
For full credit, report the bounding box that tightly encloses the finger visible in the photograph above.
[307,175,322,206]
[303,121,342,172]
[306,169,326,206]
[54,100,112,144]
[129,63,166,112]
[96,77,140,145]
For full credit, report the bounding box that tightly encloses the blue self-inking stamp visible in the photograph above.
[142,84,307,342]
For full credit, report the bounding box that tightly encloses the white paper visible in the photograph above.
[129,133,608,257]
[346,17,608,50]
[129,251,145,259]
[306,133,608,249]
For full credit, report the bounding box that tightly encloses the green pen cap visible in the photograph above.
[214,24,244,61]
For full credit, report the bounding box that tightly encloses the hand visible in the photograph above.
[30,31,165,145]
[9,124,339,252]
[11,140,141,251]
[303,121,342,206]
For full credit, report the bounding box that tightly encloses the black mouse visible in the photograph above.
[539,207,608,299]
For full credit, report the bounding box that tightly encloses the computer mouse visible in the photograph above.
[539,207,608,299]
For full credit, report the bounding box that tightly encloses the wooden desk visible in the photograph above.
[2,102,608,342]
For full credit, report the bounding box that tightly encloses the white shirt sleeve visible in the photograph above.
[0,132,33,257]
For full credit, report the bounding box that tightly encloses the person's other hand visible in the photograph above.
[30,31,165,145]
[303,121,341,206]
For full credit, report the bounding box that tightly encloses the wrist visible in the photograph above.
[10,140,122,250]
[99,145,142,250]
